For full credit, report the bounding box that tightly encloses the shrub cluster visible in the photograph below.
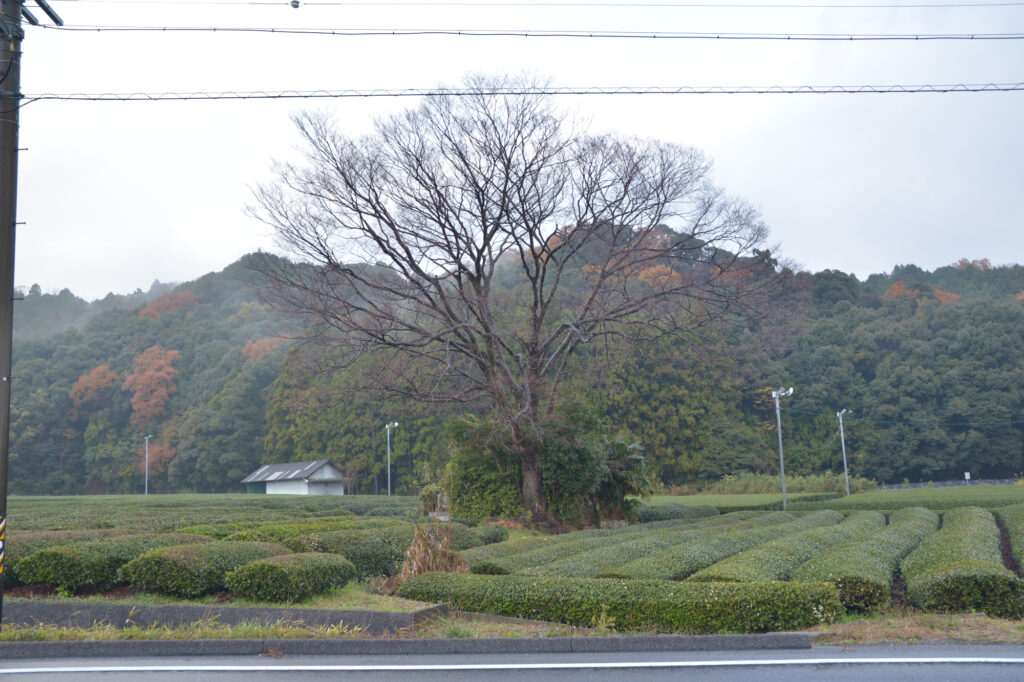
[225,552,356,602]
[524,512,794,578]
[791,507,939,611]
[119,541,289,597]
[285,525,416,579]
[901,506,1024,618]
[396,573,843,633]
[616,510,843,581]
[17,533,214,594]
[688,510,884,583]
[633,503,718,523]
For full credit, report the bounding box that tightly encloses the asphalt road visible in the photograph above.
[4,645,1024,681]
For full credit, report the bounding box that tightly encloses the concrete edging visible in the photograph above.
[0,600,812,659]
[0,632,813,659]
[1,599,447,634]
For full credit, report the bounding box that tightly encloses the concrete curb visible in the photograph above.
[0,632,813,659]
[1,600,448,634]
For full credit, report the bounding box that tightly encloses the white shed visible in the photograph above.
[242,460,347,495]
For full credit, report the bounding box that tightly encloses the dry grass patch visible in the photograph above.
[810,609,1024,645]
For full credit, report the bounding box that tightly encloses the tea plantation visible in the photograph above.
[8,485,1024,634]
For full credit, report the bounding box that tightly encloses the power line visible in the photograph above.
[43,0,1024,7]
[35,24,1024,40]
[9,82,1024,104]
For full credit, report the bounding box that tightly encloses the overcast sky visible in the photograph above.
[12,0,1024,300]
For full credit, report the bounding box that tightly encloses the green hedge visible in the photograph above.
[791,507,939,611]
[633,504,718,523]
[524,512,795,579]
[615,510,844,581]
[688,510,884,583]
[119,541,289,597]
[901,506,1024,618]
[225,552,356,602]
[3,529,137,587]
[284,525,415,579]
[397,573,843,633]
[17,533,214,594]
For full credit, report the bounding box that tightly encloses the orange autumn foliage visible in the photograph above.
[933,288,962,304]
[69,364,121,409]
[138,291,199,321]
[122,346,182,428]
[243,337,285,361]
[882,281,920,299]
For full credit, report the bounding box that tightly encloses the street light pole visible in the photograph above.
[772,387,794,510]
[144,434,153,495]
[384,422,397,496]
[837,409,851,496]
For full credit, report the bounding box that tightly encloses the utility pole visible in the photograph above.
[837,409,851,496]
[0,0,62,630]
[144,434,153,495]
[0,0,26,633]
[772,387,794,510]
[384,422,397,497]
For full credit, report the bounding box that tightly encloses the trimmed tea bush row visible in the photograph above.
[17,533,214,594]
[901,506,1024,618]
[3,529,138,587]
[449,524,510,551]
[225,552,357,602]
[120,541,289,597]
[284,525,416,579]
[688,510,884,583]
[524,512,796,578]
[471,512,764,576]
[996,503,1024,570]
[396,573,844,633]
[615,510,844,581]
[178,514,362,540]
[633,503,718,523]
[790,485,1024,512]
[791,507,939,611]
[221,517,408,543]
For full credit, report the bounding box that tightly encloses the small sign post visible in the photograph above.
[965,472,971,483]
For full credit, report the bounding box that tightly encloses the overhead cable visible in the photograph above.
[43,0,1024,7]
[35,24,1024,40]
[9,83,1024,104]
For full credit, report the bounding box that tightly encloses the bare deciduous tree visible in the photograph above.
[251,76,778,517]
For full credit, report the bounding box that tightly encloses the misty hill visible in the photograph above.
[8,254,1024,496]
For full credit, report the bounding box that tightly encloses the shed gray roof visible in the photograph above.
[241,460,343,483]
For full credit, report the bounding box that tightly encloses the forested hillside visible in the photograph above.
[9,256,1024,495]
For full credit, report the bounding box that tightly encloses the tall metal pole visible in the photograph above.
[0,0,25,631]
[772,387,793,510]
[144,434,152,495]
[773,390,787,510]
[837,409,851,496]
[384,422,397,497]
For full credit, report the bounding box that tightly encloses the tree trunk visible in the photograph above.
[517,434,549,519]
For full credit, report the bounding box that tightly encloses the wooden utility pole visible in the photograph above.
[0,0,61,629]
[0,0,25,629]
